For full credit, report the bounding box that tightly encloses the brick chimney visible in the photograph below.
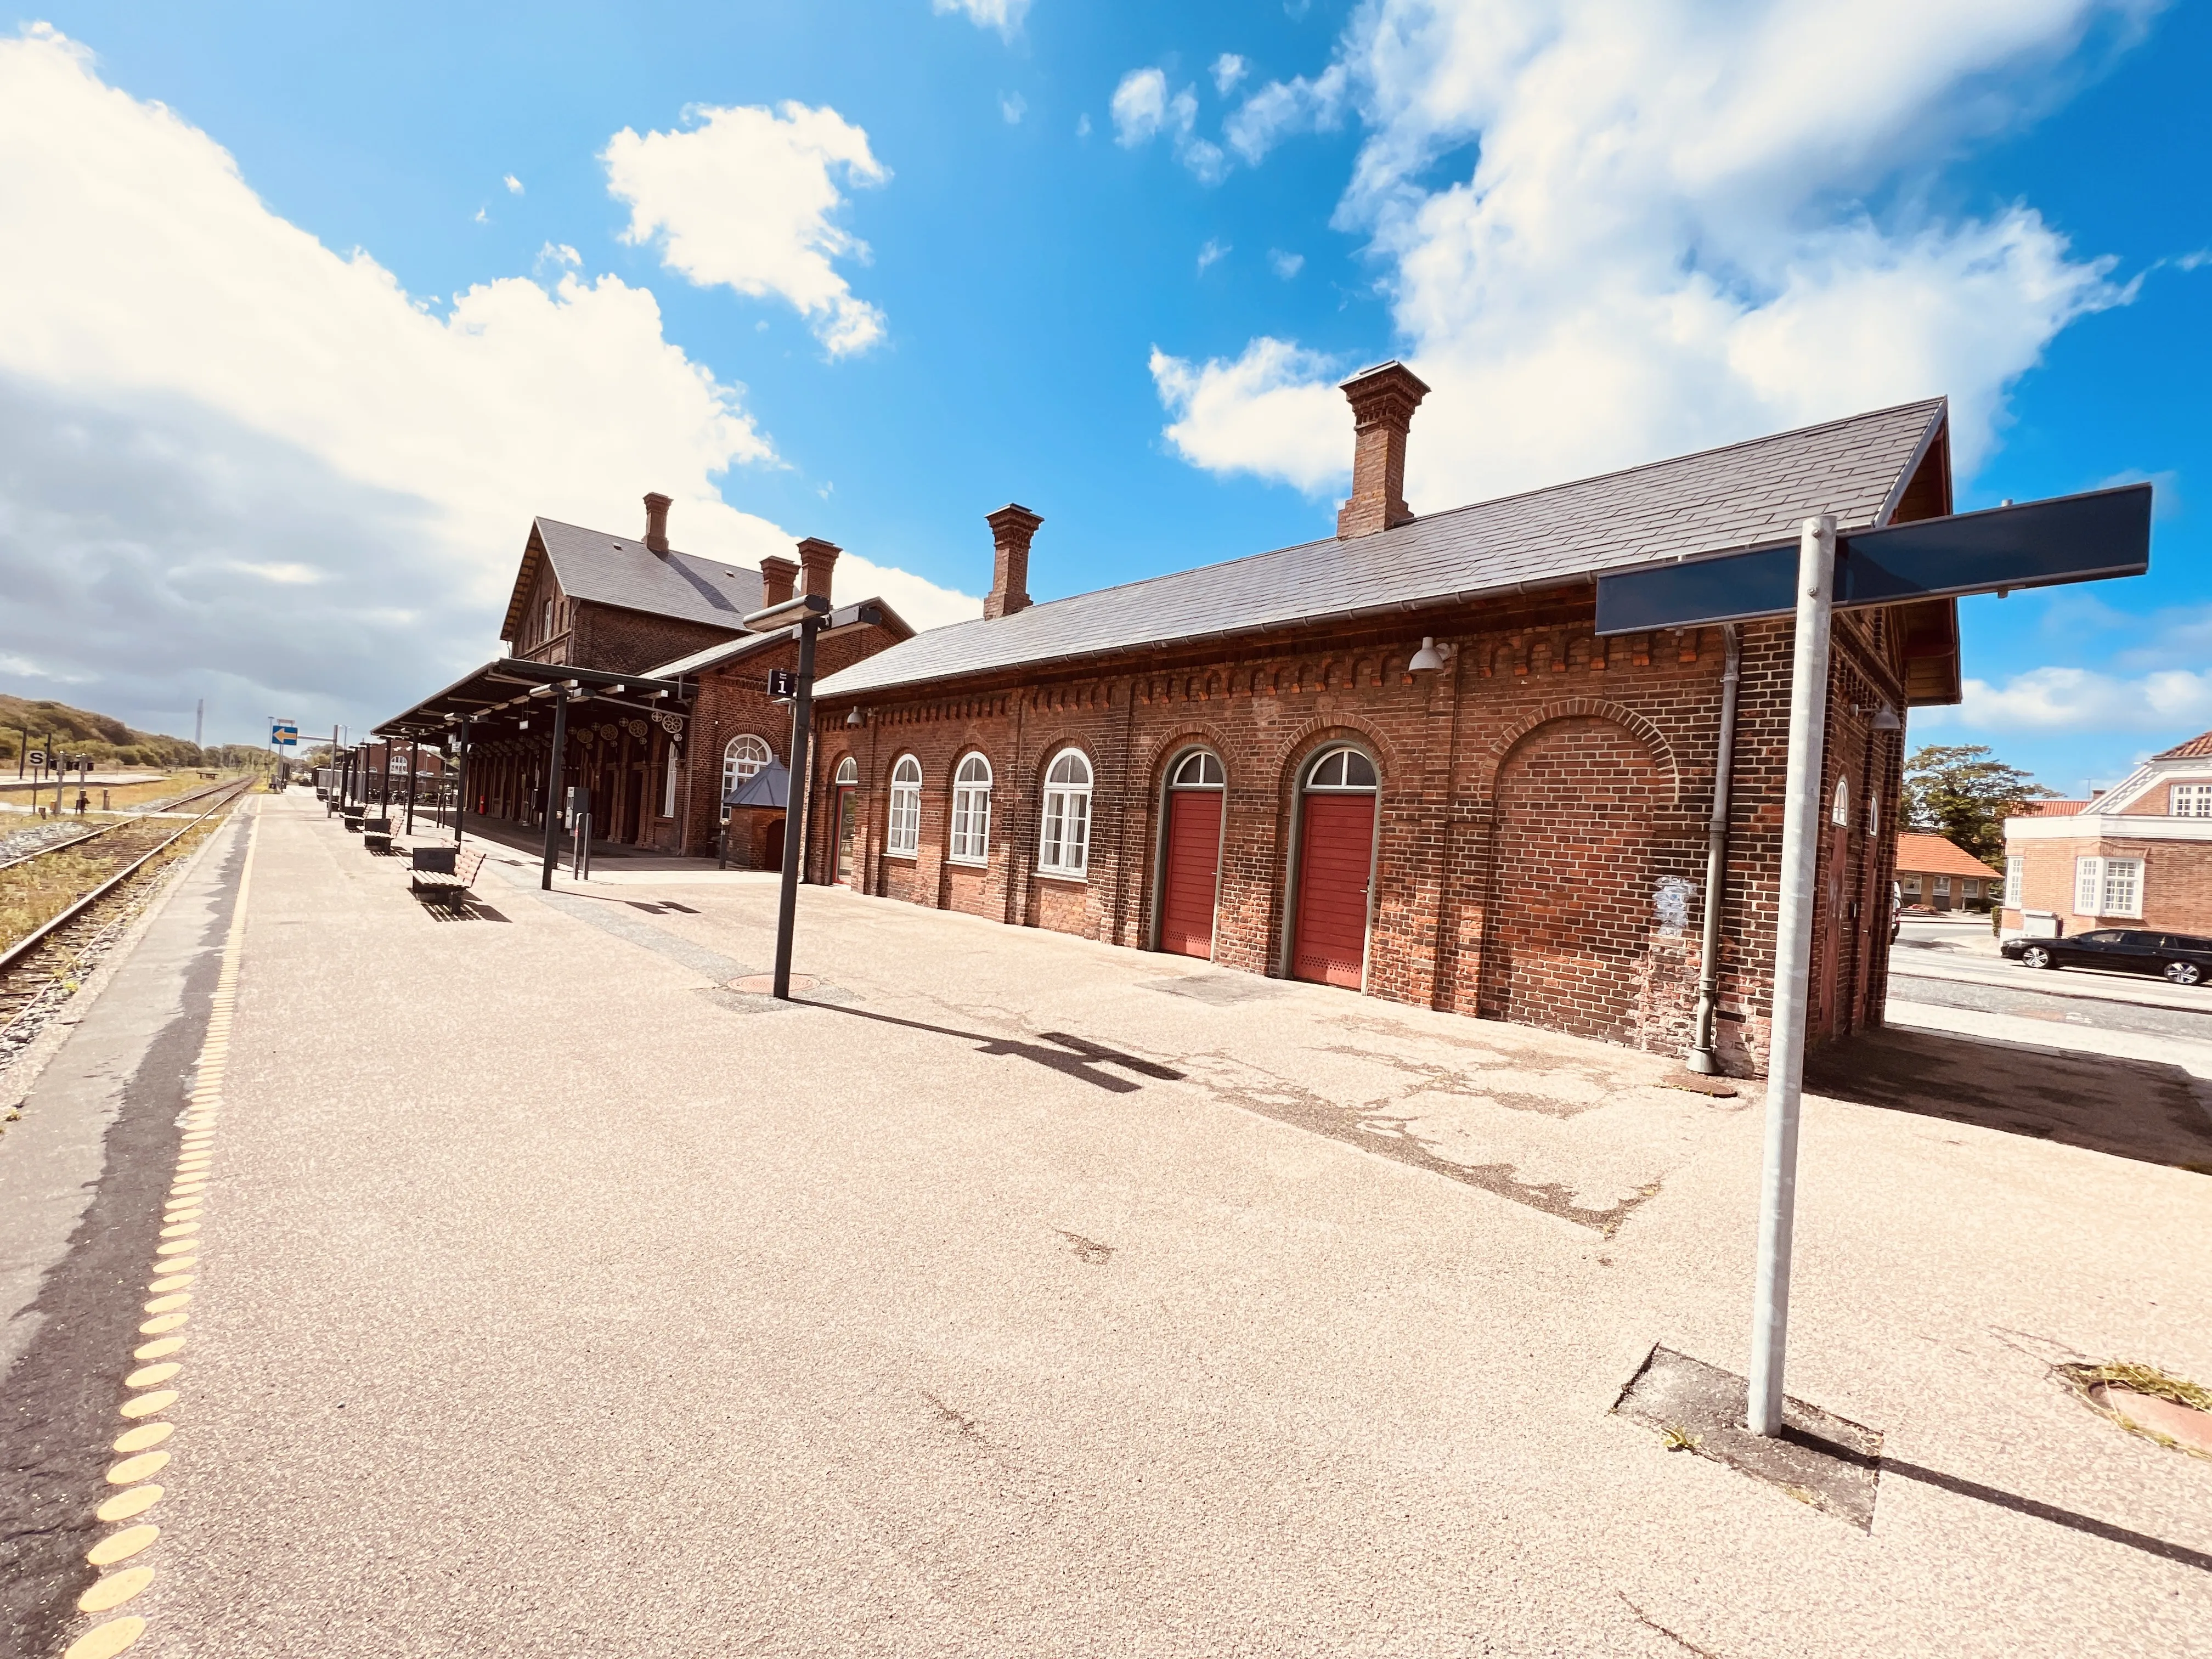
[984,504,1043,619]
[643,492,673,552]
[1335,362,1430,539]
[759,555,798,608]
[797,537,839,603]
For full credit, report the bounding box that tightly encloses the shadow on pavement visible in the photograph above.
[1805,1027,2212,1171]
[804,1002,1183,1094]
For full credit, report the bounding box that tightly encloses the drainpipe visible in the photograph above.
[1686,622,1742,1075]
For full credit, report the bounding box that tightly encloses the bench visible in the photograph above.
[363,830,394,853]
[342,812,365,832]
[409,845,486,904]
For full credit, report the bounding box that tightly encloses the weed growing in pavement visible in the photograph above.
[2058,1359,2212,1461]
[1658,1424,1702,1452]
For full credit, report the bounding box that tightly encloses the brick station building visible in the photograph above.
[802,369,1967,1074]
[383,494,909,860]
[2000,726,2212,938]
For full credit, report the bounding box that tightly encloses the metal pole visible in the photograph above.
[771,620,820,1000]
[541,693,568,890]
[380,740,393,818]
[1747,514,1836,1437]
[405,741,419,836]
[1687,623,1742,1074]
[454,718,470,848]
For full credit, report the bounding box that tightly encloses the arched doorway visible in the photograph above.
[1290,746,1379,988]
[1483,717,1660,1042]
[1157,750,1225,958]
[832,757,860,884]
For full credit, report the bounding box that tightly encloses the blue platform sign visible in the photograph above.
[1595,483,2152,635]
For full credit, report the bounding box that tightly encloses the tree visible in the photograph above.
[1901,744,2056,866]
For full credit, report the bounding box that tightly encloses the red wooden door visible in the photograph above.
[1159,790,1223,957]
[1293,796,1376,987]
[1818,821,1846,1036]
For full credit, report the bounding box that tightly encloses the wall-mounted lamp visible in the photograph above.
[845,706,863,727]
[1408,636,1447,673]
[1872,702,1901,732]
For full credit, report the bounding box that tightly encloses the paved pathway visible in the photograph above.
[3,795,2208,1657]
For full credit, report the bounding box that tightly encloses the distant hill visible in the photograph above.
[0,692,235,770]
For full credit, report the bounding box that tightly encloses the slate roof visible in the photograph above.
[521,517,765,636]
[1894,833,1999,878]
[815,398,1948,701]
[2155,727,2212,761]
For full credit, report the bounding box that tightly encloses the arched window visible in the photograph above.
[1304,747,1378,792]
[834,757,858,785]
[721,734,770,822]
[1039,749,1093,877]
[950,753,993,864]
[1831,776,1850,827]
[1866,788,1878,839]
[1171,751,1225,788]
[887,755,923,855]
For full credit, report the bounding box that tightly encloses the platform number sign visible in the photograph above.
[26,750,45,767]
[766,669,798,701]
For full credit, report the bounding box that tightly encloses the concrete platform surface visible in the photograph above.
[6,792,2210,1657]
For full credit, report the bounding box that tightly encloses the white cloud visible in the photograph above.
[1159,0,2139,511]
[932,0,1030,37]
[1076,112,1092,138]
[1268,248,1304,279]
[1000,91,1026,125]
[538,240,582,269]
[1223,64,1347,163]
[1935,665,2212,732]
[1197,239,1231,274]
[604,101,891,358]
[1212,53,1249,94]
[503,173,523,194]
[1149,339,1350,494]
[1111,67,1187,147]
[0,26,974,742]
[1111,66,1228,184]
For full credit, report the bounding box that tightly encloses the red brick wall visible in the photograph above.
[2004,833,2212,935]
[2114,772,2212,815]
[801,590,1912,1074]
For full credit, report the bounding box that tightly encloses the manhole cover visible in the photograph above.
[729,973,817,994]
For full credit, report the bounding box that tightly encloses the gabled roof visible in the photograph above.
[2155,727,2212,761]
[499,517,765,643]
[2021,799,2091,816]
[1894,833,1999,878]
[815,398,1949,701]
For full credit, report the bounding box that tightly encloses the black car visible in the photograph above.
[2001,928,2211,986]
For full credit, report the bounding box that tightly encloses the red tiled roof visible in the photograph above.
[2155,727,2212,760]
[2022,799,2090,816]
[1894,833,1999,879]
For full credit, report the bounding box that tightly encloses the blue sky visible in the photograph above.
[0,0,2203,794]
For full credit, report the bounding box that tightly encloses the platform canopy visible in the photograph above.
[371,657,691,744]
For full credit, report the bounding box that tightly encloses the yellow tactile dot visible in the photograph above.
[158,1222,199,1239]
[150,1257,195,1277]
[112,1423,173,1454]
[106,1451,170,1484]
[154,1240,196,1256]
[138,1314,188,1335]
[142,1294,190,1316]
[95,1486,162,1523]
[86,1525,159,1565]
[147,1272,193,1291]
[62,1613,148,1657]
[173,1158,212,1171]
[161,1198,202,1212]
[118,1391,176,1420]
[167,1185,207,1200]
[76,1566,154,1612]
[131,1338,185,1362]
[125,1359,182,1386]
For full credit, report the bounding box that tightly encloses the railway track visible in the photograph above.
[0,778,257,1071]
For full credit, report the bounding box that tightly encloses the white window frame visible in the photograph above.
[1038,748,1093,878]
[887,755,922,856]
[834,757,858,786]
[2004,855,2024,908]
[721,735,771,823]
[2074,855,2144,919]
[950,753,992,865]
[661,738,680,818]
[1933,875,1950,897]
[2174,782,2212,819]
[1831,776,1850,826]
[1900,873,1921,895]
